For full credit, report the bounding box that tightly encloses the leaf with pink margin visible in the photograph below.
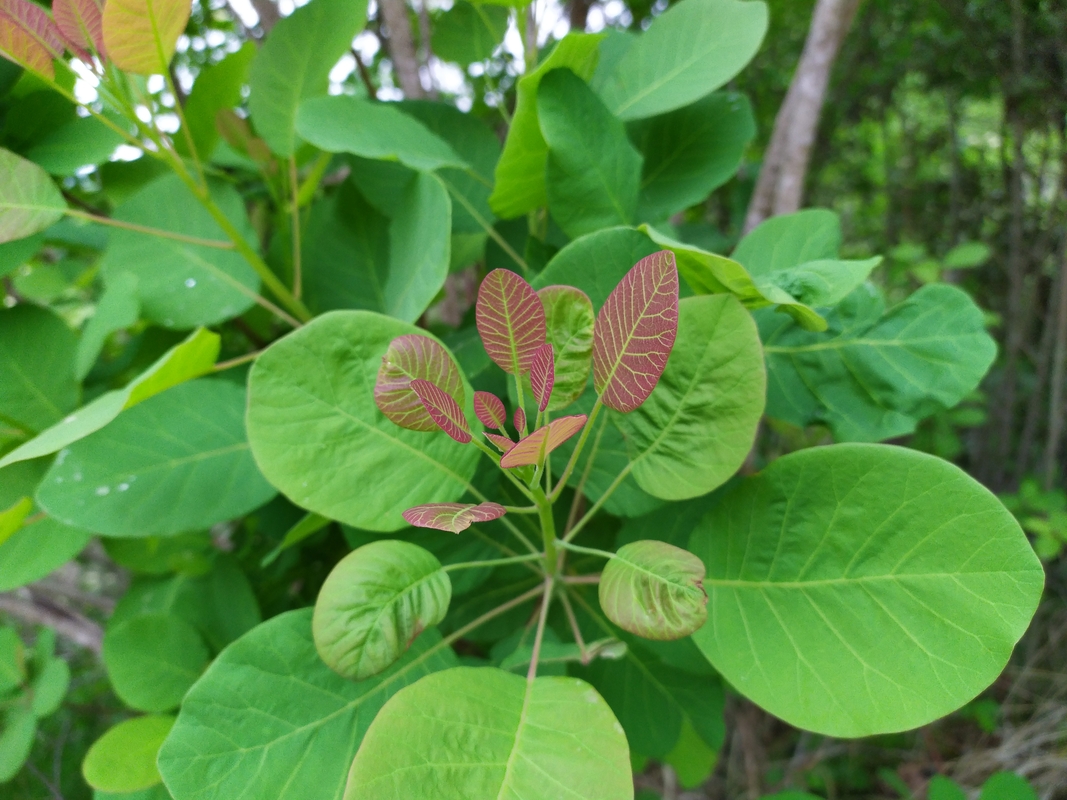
[0,0,65,78]
[411,379,471,444]
[473,391,507,430]
[513,407,526,435]
[530,343,554,413]
[402,502,507,533]
[484,433,515,454]
[538,285,594,411]
[475,268,547,375]
[593,250,679,413]
[375,334,464,432]
[53,0,105,59]
[500,414,587,469]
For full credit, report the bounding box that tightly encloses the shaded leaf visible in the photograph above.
[29,656,69,717]
[101,0,190,74]
[530,342,554,412]
[431,1,507,66]
[473,390,507,429]
[74,271,139,380]
[534,226,658,309]
[538,285,594,411]
[82,715,174,793]
[25,113,124,176]
[0,707,34,781]
[475,268,547,375]
[375,334,464,432]
[0,304,78,436]
[0,516,92,591]
[500,414,586,468]
[0,147,65,242]
[314,540,451,680]
[402,501,506,533]
[593,250,679,412]
[411,378,472,444]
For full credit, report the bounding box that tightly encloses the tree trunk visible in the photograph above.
[743,0,862,233]
[379,0,425,98]
[1042,241,1067,489]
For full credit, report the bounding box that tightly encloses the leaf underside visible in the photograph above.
[476,268,547,375]
[402,502,507,533]
[530,342,555,412]
[375,334,465,432]
[473,390,507,429]
[411,378,472,444]
[499,414,586,468]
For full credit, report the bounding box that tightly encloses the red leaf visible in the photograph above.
[475,268,546,375]
[473,391,507,430]
[500,414,587,469]
[513,406,526,435]
[0,0,65,78]
[403,502,507,533]
[530,343,554,412]
[375,335,464,432]
[411,379,471,444]
[53,0,104,59]
[484,433,515,453]
[592,250,679,412]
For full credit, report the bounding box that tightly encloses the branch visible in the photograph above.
[379,0,425,98]
[0,591,103,654]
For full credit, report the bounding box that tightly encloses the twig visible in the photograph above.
[0,593,102,654]
[526,578,554,682]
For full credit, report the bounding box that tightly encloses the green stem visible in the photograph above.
[296,151,334,206]
[441,583,546,650]
[564,413,607,532]
[550,397,603,501]
[438,176,528,274]
[558,590,588,663]
[526,577,554,682]
[60,208,234,248]
[557,540,614,560]
[532,487,556,574]
[288,157,303,299]
[163,67,207,189]
[444,552,544,572]
[563,463,631,543]
[470,438,536,502]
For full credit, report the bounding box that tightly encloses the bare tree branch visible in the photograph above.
[379,0,426,98]
[0,591,103,654]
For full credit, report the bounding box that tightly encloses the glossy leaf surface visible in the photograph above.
[500,414,586,468]
[473,391,507,429]
[402,502,506,533]
[600,540,707,640]
[615,295,765,499]
[538,285,594,410]
[246,311,478,531]
[476,268,547,375]
[101,0,190,74]
[593,250,679,412]
[411,378,472,444]
[530,343,554,412]
[83,715,173,793]
[157,610,456,800]
[345,667,632,800]
[689,443,1044,736]
[375,334,464,432]
[0,148,65,242]
[314,540,451,680]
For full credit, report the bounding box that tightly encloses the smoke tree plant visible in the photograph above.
[0,0,1045,795]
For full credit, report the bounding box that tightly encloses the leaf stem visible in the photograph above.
[564,413,607,532]
[213,350,262,371]
[57,208,235,249]
[550,397,603,501]
[563,463,632,543]
[562,574,601,585]
[558,591,589,663]
[441,583,546,650]
[466,528,540,576]
[532,486,557,573]
[438,176,528,275]
[557,540,615,560]
[443,552,544,572]
[526,577,554,682]
[470,438,536,502]
[288,157,303,299]
[163,67,207,189]
[514,375,529,436]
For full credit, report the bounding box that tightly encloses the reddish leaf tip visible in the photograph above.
[473,391,507,430]
[513,406,526,434]
[411,378,472,444]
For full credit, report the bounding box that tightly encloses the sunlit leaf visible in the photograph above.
[0,496,31,547]
[411,378,472,444]
[375,334,464,432]
[82,715,174,793]
[52,0,104,57]
[473,390,507,429]
[475,268,547,375]
[314,540,451,680]
[0,148,65,242]
[530,343,554,412]
[500,414,586,468]
[102,0,190,74]
[593,250,679,412]
[402,501,506,533]
[0,0,65,78]
[538,285,594,411]
[601,540,707,640]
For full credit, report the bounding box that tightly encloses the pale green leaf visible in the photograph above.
[0,496,32,547]
[689,443,1044,737]
[0,232,43,278]
[732,208,840,270]
[82,715,174,792]
[663,719,717,789]
[0,516,92,591]
[246,311,479,531]
[943,241,990,270]
[0,708,35,782]
[538,285,594,411]
[384,171,451,322]
[157,609,457,800]
[104,613,209,712]
[345,667,632,800]
[0,146,66,243]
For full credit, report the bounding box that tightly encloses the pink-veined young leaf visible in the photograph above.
[375,334,464,432]
[411,378,472,444]
[473,391,507,430]
[102,0,190,75]
[530,342,554,413]
[0,0,65,78]
[484,433,515,454]
[592,250,679,413]
[475,268,547,375]
[402,502,507,533]
[499,414,587,469]
[52,0,104,59]
[513,406,526,435]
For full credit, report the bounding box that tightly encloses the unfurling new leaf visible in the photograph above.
[375,334,465,432]
[402,502,507,533]
[513,406,526,434]
[411,378,472,444]
[593,250,680,412]
[484,432,515,453]
[499,415,587,469]
[600,540,708,640]
[476,268,547,375]
[530,343,555,412]
[473,390,507,429]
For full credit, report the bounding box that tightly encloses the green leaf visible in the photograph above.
[0,516,92,591]
[981,772,1037,800]
[247,0,369,156]
[601,540,707,640]
[927,775,967,800]
[538,286,594,411]
[538,68,642,239]
[82,715,174,793]
[94,787,173,800]
[75,271,140,380]
[36,378,276,537]
[631,92,756,221]
[615,294,764,499]
[345,667,632,800]
[30,656,69,717]
[432,1,507,65]
[760,284,996,442]
[177,42,256,159]
[943,241,990,270]
[25,114,125,176]
[314,540,451,681]
[534,226,658,309]
[0,707,35,782]
[104,613,208,712]
[489,33,603,218]
[157,609,457,800]
[0,496,32,546]
[246,311,479,531]
[0,327,219,468]
[597,0,768,121]
[385,172,452,322]
[101,0,189,74]
[0,304,78,436]
[296,96,467,171]
[262,510,331,564]
[732,208,841,269]
[0,626,23,693]
[689,443,1044,737]
[663,718,717,789]
[0,232,43,278]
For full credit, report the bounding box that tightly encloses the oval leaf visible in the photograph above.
[513,405,526,434]
[530,342,554,412]
[475,268,547,375]
[411,378,472,444]
[102,0,190,74]
[402,501,506,533]
[313,540,452,681]
[375,334,464,432]
[473,390,507,429]
[538,285,594,411]
[0,148,65,243]
[483,432,515,453]
[0,0,65,78]
[592,249,680,412]
[499,414,586,469]
[689,443,1045,737]
[82,715,174,793]
[600,540,707,640]
[52,0,104,57]
[345,667,632,800]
